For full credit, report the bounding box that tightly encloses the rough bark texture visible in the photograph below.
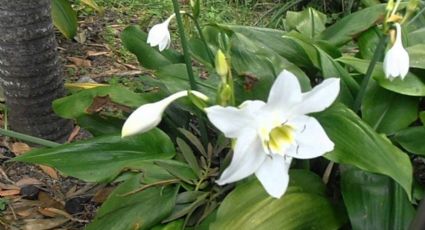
[0,0,72,141]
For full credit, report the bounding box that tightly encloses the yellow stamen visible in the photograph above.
[268,125,294,154]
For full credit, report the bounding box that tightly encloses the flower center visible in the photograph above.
[264,124,295,155]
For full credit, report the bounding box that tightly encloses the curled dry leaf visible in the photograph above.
[11,142,31,156]
[67,57,92,67]
[38,165,59,180]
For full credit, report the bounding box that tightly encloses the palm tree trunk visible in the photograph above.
[0,0,72,141]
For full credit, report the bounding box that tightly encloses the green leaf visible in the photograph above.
[176,138,201,177]
[211,170,344,230]
[394,126,425,156]
[362,81,419,134]
[407,28,425,46]
[87,175,178,230]
[152,220,184,230]
[51,0,78,39]
[316,104,413,199]
[338,56,425,96]
[229,32,311,100]
[53,86,161,119]
[121,25,183,70]
[421,112,425,124]
[319,4,386,46]
[209,25,312,68]
[76,115,123,136]
[155,160,198,184]
[14,129,175,183]
[407,44,425,69]
[341,165,415,230]
[156,64,218,99]
[286,8,327,39]
[357,27,381,59]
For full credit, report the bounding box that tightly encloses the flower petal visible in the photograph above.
[216,131,266,185]
[293,78,340,115]
[122,91,207,137]
[266,70,302,113]
[147,23,167,46]
[255,155,292,198]
[383,23,410,80]
[205,104,257,138]
[286,116,334,159]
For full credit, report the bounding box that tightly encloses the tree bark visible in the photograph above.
[0,0,72,141]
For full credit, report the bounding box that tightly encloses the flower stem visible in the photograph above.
[185,14,215,67]
[353,35,388,113]
[171,0,197,90]
[0,128,60,147]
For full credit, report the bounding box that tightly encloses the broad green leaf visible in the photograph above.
[87,175,178,230]
[282,32,359,103]
[357,27,380,59]
[319,4,386,46]
[407,44,425,69]
[316,104,413,198]
[121,25,183,70]
[51,0,78,39]
[211,170,344,230]
[80,0,104,14]
[362,81,419,134]
[421,112,425,124]
[200,25,311,102]
[229,32,311,100]
[76,115,123,136]
[53,86,161,119]
[156,64,218,99]
[341,165,415,230]
[206,24,314,69]
[14,129,175,182]
[394,126,425,156]
[286,8,327,39]
[152,220,184,230]
[338,56,425,96]
[408,28,425,46]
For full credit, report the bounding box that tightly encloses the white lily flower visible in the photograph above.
[383,23,409,81]
[122,90,208,137]
[206,70,340,198]
[147,14,175,51]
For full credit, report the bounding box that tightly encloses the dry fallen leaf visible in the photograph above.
[38,192,64,210]
[38,165,59,180]
[0,189,20,196]
[93,187,114,203]
[67,57,92,67]
[86,50,110,57]
[16,207,38,218]
[22,217,68,230]
[11,142,31,155]
[42,208,72,219]
[16,177,42,187]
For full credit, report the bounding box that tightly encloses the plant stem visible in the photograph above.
[0,128,60,147]
[185,14,215,67]
[171,0,197,90]
[353,35,388,113]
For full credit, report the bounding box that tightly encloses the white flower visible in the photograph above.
[383,23,409,81]
[122,90,208,137]
[147,14,175,51]
[205,70,340,198]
